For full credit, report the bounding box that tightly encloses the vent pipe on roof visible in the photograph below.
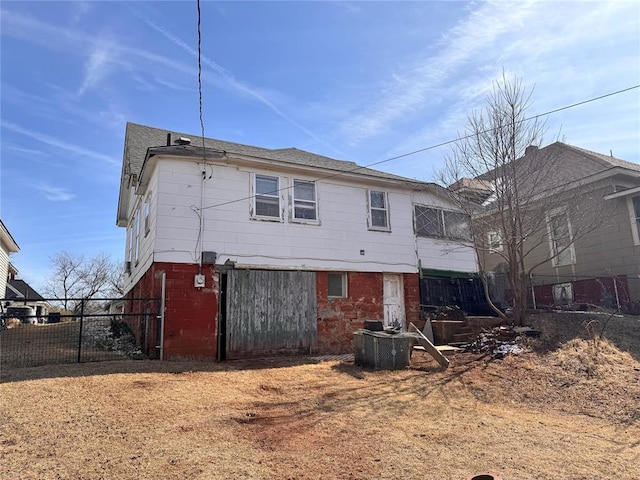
[167,133,172,146]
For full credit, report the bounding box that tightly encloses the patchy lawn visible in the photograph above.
[1,314,639,480]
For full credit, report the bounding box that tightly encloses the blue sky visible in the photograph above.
[1,1,639,290]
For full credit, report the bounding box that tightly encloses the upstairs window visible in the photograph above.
[144,194,151,235]
[488,231,503,251]
[414,205,471,241]
[293,180,317,221]
[633,196,640,239]
[368,190,389,230]
[134,210,141,264]
[547,210,575,266]
[254,174,281,219]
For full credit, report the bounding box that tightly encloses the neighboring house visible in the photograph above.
[117,122,477,360]
[1,219,20,302]
[459,142,640,309]
[3,271,50,322]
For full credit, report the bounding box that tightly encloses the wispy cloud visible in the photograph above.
[130,9,329,147]
[7,145,46,156]
[340,1,541,145]
[36,184,75,202]
[347,0,639,168]
[2,7,329,148]
[1,120,119,165]
[78,40,114,96]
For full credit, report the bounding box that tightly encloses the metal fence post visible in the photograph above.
[77,299,85,363]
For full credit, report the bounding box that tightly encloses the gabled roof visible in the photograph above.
[118,122,448,224]
[123,122,428,183]
[0,219,19,253]
[475,141,640,196]
[4,279,44,301]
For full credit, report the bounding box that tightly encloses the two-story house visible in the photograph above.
[116,122,477,360]
[1,220,20,304]
[459,142,640,310]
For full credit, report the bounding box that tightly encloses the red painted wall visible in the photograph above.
[530,276,630,308]
[126,262,218,360]
[316,272,421,354]
[128,265,422,359]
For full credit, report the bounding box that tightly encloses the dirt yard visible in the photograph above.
[1,313,639,480]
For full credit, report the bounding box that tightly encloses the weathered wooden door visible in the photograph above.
[225,270,317,359]
[383,274,405,329]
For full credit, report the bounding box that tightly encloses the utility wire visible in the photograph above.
[199,84,640,211]
[196,0,206,152]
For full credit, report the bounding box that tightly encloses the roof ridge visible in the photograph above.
[558,143,640,171]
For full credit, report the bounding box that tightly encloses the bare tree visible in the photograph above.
[43,252,124,312]
[440,74,613,326]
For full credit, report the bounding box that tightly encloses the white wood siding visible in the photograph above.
[152,159,418,272]
[0,246,9,298]
[123,155,478,292]
[124,169,158,290]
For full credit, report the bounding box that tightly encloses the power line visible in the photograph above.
[196,0,205,151]
[200,84,640,211]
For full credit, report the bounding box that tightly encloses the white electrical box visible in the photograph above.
[194,274,205,288]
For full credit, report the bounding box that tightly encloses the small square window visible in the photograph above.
[328,273,347,298]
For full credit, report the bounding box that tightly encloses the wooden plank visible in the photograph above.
[408,322,449,369]
[226,270,317,358]
[422,318,434,343]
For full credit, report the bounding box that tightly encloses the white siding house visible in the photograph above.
[116,122,477,359]
[0,220,20,301]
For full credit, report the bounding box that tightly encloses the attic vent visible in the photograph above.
[174,136,191,145]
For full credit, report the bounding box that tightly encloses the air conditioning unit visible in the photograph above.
[124,261,132,274]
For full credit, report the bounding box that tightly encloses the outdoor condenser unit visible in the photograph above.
[354,329,412,370]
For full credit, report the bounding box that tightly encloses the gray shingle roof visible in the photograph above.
[5,279,44,301]
[475,141,640,194]
[123,122,429,185]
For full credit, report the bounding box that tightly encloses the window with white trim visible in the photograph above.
[328,273,347,298]
[633,196,640,240]
[126,222,133,264]
[292,179,317,221]
[414,205,471,241]
[144,194,151,235]
[253,174,281,219]
[547,210,575,266]
[134,210,141,264]
[368,190,389,230]
[488,231,503,251]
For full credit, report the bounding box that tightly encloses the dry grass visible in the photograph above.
[1,314,639,480]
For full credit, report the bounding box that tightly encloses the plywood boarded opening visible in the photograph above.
[225,270,317,359]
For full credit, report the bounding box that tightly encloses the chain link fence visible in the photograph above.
[0,297,160,369]
[485,273,638,313]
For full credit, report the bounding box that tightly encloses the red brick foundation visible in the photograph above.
[316,272,420,354]
[128,265,421,359]
[126,262,218,360]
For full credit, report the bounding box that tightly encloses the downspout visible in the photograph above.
[159,271,166,360]
[530,273,537,311]
[613,276,620,312]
